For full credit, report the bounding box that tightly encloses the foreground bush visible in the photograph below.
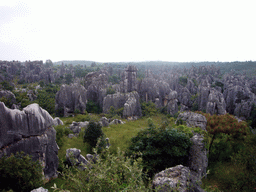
[126,118,192,178]
[0,152,43,192]
[54,148,151,192]
[55,125,73,148]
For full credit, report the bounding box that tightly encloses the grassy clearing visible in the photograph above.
[43,114,165,191]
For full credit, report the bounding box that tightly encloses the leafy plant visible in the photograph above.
[178,76,188,87]
[54,147,150,191]
[141,101,157,117]
[126,118,192,179]
[84,121,104,149]
[0,152,43,192]
[55,125,73,148]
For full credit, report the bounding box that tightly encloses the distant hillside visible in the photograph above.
[54,60,100,66]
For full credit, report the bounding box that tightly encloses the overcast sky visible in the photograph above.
[0,0,256,63]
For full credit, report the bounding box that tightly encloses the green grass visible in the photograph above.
[43,114,165,191]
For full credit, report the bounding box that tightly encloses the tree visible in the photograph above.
[126,118,192,178]
[84,121,104,148]
[197,112,249,156]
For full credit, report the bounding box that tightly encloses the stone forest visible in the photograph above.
[0,60,256,191]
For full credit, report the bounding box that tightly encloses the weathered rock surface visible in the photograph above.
[120,65,138,93]
[66,148,89,170]
[69,121,81,134]
[0,102,59,181]
[103,91,142,118]
[53,117,64,126]
[176,112,207,131]
[99,117,109,127]
[31,187,49,192]
[0,90,16,104]
[55,83,87,116]
[153,165,204,192]
[109,119,125,125]
[206,89,226,115]
[188,134,208,181]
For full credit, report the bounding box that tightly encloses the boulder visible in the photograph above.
[55,83,87,117]
[31,187,48,192]
[0,102,58,181]
[99,117,109,127]
[153,165,204,192]
[69,122,81,134]
[66,148,89,170]
[0,90,16,104]
[109,119,125,125]
[176,111,207,131]
[53,117,64,126]
[78,121,89,128]
[120,65,138,93]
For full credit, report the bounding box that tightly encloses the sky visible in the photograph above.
[0,0,256,63]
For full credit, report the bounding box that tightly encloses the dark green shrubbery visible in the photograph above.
[126,118,192,178]
[178,76,188,87]
[0,152,43,192]
[141,101,157,117]
[84,121,105,149]
[86,100,102,114]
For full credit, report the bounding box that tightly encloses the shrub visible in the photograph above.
[86,100,102,114]
[84,121,104,148]
[106,86,115,94]
[178,76,188,87]
[55,125,73,148]
[141,101,157,117]
[54,148,150,191]
[0,152,43,192]
[126,118,192,178]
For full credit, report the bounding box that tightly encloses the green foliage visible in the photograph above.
[0,81,14,91]
[34,84,59,114]
[197,112,249,163]
[106,86,115,95]
[55,148,150,191]
[106,106,123,118]
[248,104,256,128]
[0,96,12,108]
[65,74,73,85]
[86,100,102,114]
[84,121,104,148]
[0,152,43,192]
[127,118,192,178]
[141,101,157,117]
[108,74,121,84]
[55,125,73,148]
[178,76,188,87]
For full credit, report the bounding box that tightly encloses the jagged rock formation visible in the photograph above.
[120,65,138,93]
[31,187,49,192]
[66,148,89,170]
[69,122,81,134]
[0,102,58,181]
[55,83,87,116]
[0,90,16,103]
[103,91,142,118]
[53,117,64,126]
[153,165,204,192]
[176,112,207,131]
[206,89,226,115]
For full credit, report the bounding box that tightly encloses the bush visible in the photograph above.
[54,148,150,191]
[106,86,116,94]
[0,152,43,192]
[55,125,73,148]
[126,118,192,178]
[86,100,102,114]
[178,76,188,87]
[84,121,104,148]
[141,101,157,117]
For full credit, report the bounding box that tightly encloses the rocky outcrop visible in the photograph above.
[69,122,81,134]
[0,90,16,104]
[188,134,208,181]
[53,117,64,126]
[99,117,109,127]
[206,89,226,115]
[153,165,204,192]
[0,102,59,181]
[103,91,142,118]
[120,65,138,93]
[223,85,255,119]
[31,187,48,192]
[55,83,87,116]
[166,90,179,116]
[66,148,89,170]
[176,112,207,131]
